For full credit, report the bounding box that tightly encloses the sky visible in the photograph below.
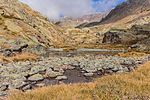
[20,0,126,20]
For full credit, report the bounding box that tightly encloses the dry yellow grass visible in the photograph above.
[117,51,147,57]
[0,52,39,63]
[62,44,129,52]
[8,61,150,100]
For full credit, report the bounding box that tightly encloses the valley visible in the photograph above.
[0,0,149,100]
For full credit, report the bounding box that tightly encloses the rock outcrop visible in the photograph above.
[102,23,150,52]
[102,29,140,45]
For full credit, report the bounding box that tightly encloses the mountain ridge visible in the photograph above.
[77,0,150,28]
[101,0,150,24]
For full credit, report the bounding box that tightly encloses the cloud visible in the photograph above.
[19,0,125,20]
[20,0,95,20]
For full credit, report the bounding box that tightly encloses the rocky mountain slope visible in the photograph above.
[101,0,150,24]
[78,0,150,28]
[0,0,65,49]
[99,0,150,52]
[0,0,149,51]
[0,0,102,51]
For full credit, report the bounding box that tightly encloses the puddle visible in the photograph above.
[62,68,91,84]
[37,68,92,87]
[34,67,106,88]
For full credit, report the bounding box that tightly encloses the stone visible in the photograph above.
[111,67,119,72]
[85,69,97,73]
[0,85,8,91]
[121,60,134,65]
[84,73,94,77]
[3,49,13,57]
[36,83,45,87]
[29,66,46,75]
[53,68,64,73]
[55,76,67,80]
[97,67,103,71]
[130,44,140,49]
[10,80,27,89]
[45,68,63,78]
[12,44,29,53]
[28,74,44,81]
[102,29,141,45]
[22,85,32,91]
[0,91,7,96]
[102,31,122,44]
[122,67,130,72]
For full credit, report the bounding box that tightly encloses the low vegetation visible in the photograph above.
[0,52,39,63]
[116,51,147,57]
[8,61,150,100]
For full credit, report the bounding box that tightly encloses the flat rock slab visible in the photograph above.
[56,76,67,80]
[45,68,63,78]
[28,74,44,81]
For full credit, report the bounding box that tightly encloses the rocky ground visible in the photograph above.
[0,50,149,96]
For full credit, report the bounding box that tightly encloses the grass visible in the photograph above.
[116,51,147,57]
[8,61,150,100]
[62,44,129,52]
[0,52,39,63]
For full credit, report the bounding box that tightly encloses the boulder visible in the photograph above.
[11,80,27,89]
[45,68,63,78]
[84,73,94,77]
[102,31,121,44]
[2,49,13,57]
[55,76,67,80]
[28,74,44,81]
[29,65,46,75]
[0,85,8,91]
[102,30,137,44]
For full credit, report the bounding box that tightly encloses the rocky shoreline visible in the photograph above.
[0,51,150,96]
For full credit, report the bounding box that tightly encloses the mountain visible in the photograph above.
[76,13,105,22]
[55,13,106,28]
[74,0,150,52]
[78,0,150,28]
[0,0,65,49]
[0,0,102,50]
[100,0,150,52]
[101,0,150,24]
[0,0,149,51]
